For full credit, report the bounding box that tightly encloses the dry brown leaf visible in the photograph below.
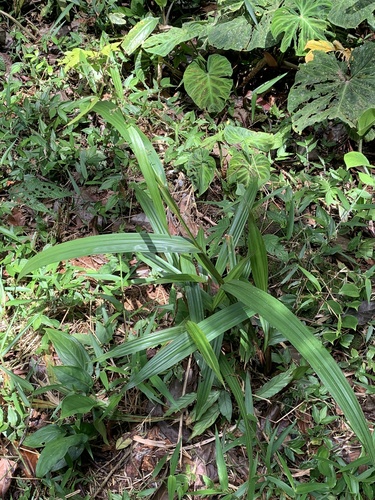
[0,458,17,497]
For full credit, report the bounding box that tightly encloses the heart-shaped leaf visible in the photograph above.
[183,54,233,113]
[207,16,252,51]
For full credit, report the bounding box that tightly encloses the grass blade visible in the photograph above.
[222,280,375,461]
[18,234,199,279]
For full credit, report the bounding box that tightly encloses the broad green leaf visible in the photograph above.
[186,321,225,386]
[227,149,271,187]
[328,0,375,28]
[357,108,375,137]
[224,125,282,151]
[60,394,99,419]
[143,22,205,57]
[207,16,252,51]
[288,43,375,133]
[186,148,216,195]
[53,366,94,393]
[339,283,360,298]
[121,17,159,55]
[222,280,375,461]
[344,152,370,168]
[183,54,233,113]
[248,9,279,51]
[271,0,332,56]
[18,234,199,279]
[358,172,375,187]
[108,12,127,25]
[46,329,92,373]
[36,434,88,477]
[23,425,66,447]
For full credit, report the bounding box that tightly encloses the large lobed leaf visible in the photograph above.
[328,0,375,28]
[271,0,332,56]
[288,42,375,133]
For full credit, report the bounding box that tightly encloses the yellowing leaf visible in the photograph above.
[304,40,334,62]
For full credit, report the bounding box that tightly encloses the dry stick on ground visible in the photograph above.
[92,449,132,499]
[0,10,38,42]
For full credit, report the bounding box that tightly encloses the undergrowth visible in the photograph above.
[0,0,374,498]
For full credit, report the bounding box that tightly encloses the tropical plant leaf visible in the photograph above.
[186,148,216,195]
[121,17,159,55]
[207,16,252,51]
[18,234,199,279]
[46,329,93,374]
[224,125,282,151]
[271,0,332,56]
[227,149,271,187]
[183,54,233,113]
[328,0,375,28]
[143,22,205,57]
[222,280,375,461]
[36,434,88,477]
[288,43,375,133]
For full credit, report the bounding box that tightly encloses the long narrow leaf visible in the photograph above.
[216,182,258,275]
[186,321,224,386]
[18,234,199,279]
[126,302,256,388]
[222,280,375,461]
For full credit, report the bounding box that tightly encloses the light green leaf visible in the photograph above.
[18,234,199,279]
[288,43,375,133]
[358,172,375,186]
[222,280,375,461]
[183,54,233,113]
[186,321,225,386]
[143,22,205,57]
[339,283,360,298]
[121,17,159,55]
[108,12,127,25]
[271,0,332,56]
[207,16,252,51]
[328,0,375,28]
[357,108,375,137]
[46,328,92,373]
[224,125,282,151]
[344,152,370,168]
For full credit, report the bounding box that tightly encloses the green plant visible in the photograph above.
[17,105,375,492]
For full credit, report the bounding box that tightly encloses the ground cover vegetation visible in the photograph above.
[0,0,375,498]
